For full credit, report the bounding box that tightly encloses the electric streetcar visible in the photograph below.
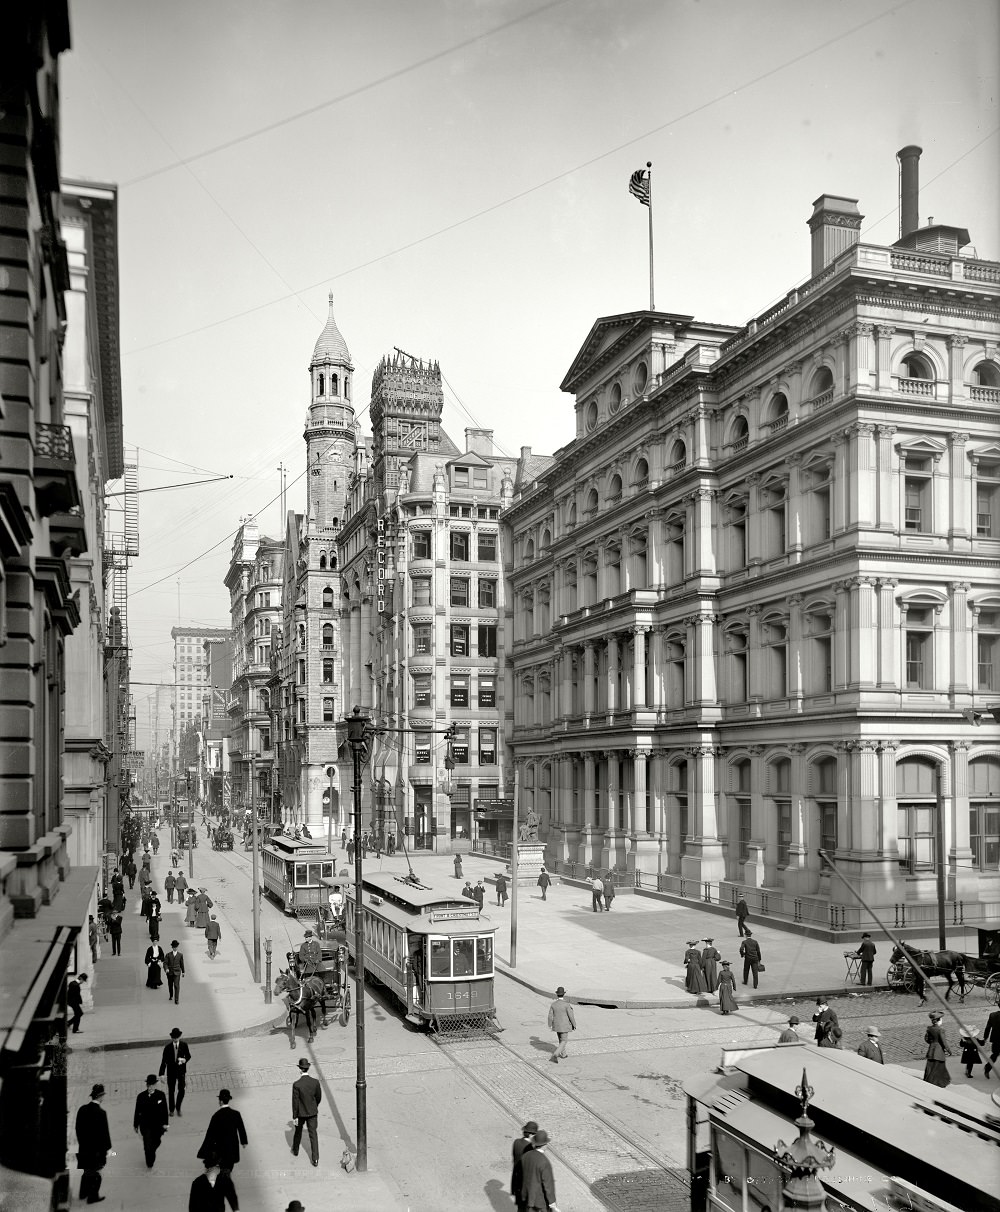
[261,834,337,915]
[344,870,499,1032]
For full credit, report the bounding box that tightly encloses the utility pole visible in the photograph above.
[346,707,370,1173]
[251,751,261,982]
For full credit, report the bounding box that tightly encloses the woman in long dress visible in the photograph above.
[184,889,198,927]
[923,1011,952,1087]
[701,939,721,993]
[144,944,164,988]
[684,941,708,994]
[718,961,739,1014]
[194,890,214,930]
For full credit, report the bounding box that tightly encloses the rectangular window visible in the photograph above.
[452,727,469,764]
[479,727,497,765]
[450,531,469,561]
[450,676,469,707]
[905,630,930,688]
[970,803,1000,870]
[477,532,497,561]
[478,676,496,707]
[819,802,837,855]
[412,531,431,559]
[478,578,497,608]
[476,936,493,974]
[977,480,999,537]
[413,674,431,707]
[450,577,469,606]
[450,624,469,657]
[322,659,334,683]
[430,939,451,978]
[414,732,431,763]
[473,467,488,489]
[776,799,791,867]
[737,799,751,863]
[814,486,831,542]
[898,803,936,870]
[453,467,470,488]
[412,623,432,655]
[978,634,997,691]
[477,624,497,657]
[905,476,930,532]
[412,577,432,606]
[453,938,475,976]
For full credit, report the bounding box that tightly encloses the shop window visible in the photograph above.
[412,623,432,655]
[450,676,469,707]
[413,673,431,707]
[450,624,469,657]
[478,677,496,707]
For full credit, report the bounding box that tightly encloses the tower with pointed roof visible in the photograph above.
[306,293,354,530]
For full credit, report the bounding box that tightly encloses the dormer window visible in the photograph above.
[454,467,469,487]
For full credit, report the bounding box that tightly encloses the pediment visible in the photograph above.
[560,309,693,394]
[447,450,492,469]
[895,435,947,457]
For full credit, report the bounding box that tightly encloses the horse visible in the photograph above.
[891,943,969,1000]
[273,969,327,1047]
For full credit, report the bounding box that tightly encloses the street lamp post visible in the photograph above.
[264,936,272,1004]
[250,752,261,983]
[346,706,371,1173]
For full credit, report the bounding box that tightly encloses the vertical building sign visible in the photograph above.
[376,517,386,614]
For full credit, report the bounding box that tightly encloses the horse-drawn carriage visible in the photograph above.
[273,931,351,1046]
[889,928,1000,1003]
[212,825,234,851]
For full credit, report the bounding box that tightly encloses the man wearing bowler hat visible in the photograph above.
[159,1026,191,1116]
[291,1057,322,1167]
[512,1120,537,1212]
[520,1128,560,1212]
[133,1074,169,1168]
[778,1016,801,1043]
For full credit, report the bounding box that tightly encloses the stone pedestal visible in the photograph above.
[507,842,547,885]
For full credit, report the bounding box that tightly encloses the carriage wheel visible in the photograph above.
[986,973,1000,1005]
[342,988,351,1025]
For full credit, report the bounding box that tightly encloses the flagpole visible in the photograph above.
[646,161,654,310]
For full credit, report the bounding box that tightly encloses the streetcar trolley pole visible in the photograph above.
[346,706,373,1174]
[264,936,272,1005]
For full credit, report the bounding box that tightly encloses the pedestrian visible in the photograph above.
[133,1074,169,1168]
[164,940,186,1005]
[148,909,162,944]
[205,914,222,959]
[67,973,88,1034]
[140,888,154,920]
[124,856,137,889]
[602,872,616,912]
[197,1089,248,1174]
[108,912,123,956]
[291,1057,322,1167]
[496,872,508,907]
[519,1128,559,1212]
[150,833,160,855]
[185,889,198,927]
[145,942,166,989]
[164,870,177,904]
[194,888,214,930]
[160,1026,192,1115]
[701,938,721,993]
[511,1121,537,1212]
[110,868,124,899]
[923,1011,952,1087]
[88,914,99,964]
[813,998,842,1048]
[75,1082,112,1205]
[778,1015,801,1043]
[590,873,604,912]
[286,1203,305,1212]
[960,1025,982,1077]
[856,932,877,986]
[387,833,395,856]
[735,896,750,937]
[112,883,127,914]
[462,880,475,902]
[173,856,184,880]
[188,1156,239,1212]
[141,848,152,871]
[684,941,708,994]
[980,1005,1000,1077]
[473,880,486,912]
[718,961,739,1015]
[341,828,347,850]
[856,1024,885,1064]
[547,986,576,1063]
[739,930,762,989]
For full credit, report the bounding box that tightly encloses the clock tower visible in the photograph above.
[306,293,354,529]
[370,348,446,505]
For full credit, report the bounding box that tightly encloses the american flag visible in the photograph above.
[629,167,650,207]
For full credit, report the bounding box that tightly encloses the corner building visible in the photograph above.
[505,148,1000,923]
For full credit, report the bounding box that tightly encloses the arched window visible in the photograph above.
[633,457,649,486]
[585,488,599,514]
[318,373,325,395]
[524,537,535,561]
[812,757,838,857]
[896,756,940,871]
[669,439,686,470]
[766,392,789,428]
[330,373,339,395]
[541,527,551,548]
[319,551,327,570]
[732,759,751,862]
[567,502,577,528]
[809,366,834,399]
[728,416,749,450]
[900,353,933,380]
[322,586,334,608]
[322,622,334,647]
[322,658,334,683]
[972,361,1000,388]
[771,757,792,867]
[607,473,623,502]
[969,757,1000,870]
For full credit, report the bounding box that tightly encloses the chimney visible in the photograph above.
[465,427,494,457]
[807,195,863,278]
[897,144,922,239]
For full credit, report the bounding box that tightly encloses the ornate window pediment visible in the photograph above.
[896,435,947,461]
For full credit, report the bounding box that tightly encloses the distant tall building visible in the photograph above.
[171,625,230,778]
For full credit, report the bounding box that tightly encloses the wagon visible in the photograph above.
[887,928,1000,1003]
[289,939,351,1025]
[212,826,234,851]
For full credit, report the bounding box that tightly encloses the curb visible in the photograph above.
[74,1007,291,1053]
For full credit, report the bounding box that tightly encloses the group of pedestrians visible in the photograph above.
[511,1121,560,1212]
[589,872,616,912]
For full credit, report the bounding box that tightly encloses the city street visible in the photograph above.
[68,828,998,1211]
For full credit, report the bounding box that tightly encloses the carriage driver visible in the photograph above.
[298,929,322,976]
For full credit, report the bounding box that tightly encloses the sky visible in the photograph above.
[58,0,999,751]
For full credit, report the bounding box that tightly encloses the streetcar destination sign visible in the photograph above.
[430,909,480,922]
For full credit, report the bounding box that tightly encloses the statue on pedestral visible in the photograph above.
[519,808,540,842]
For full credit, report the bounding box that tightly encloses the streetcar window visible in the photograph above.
[430,939,451,977]
[294,865,308,886]
[322,862,333,878]
[453,938,475,977]
[308,863,322,885]
[712,1130,745,1211]
[476,936,493,975]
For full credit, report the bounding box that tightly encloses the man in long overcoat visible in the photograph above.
[291,1058,322,1166]
[511,1120,537,1212]
[133,1074,169,1168]
[197,1088,248,1173]
[159,1026,191,1115]
[76,1083,112,1204]
[520,1129,558,1212]
[164,941,186,1005]
[547,986,576,1062]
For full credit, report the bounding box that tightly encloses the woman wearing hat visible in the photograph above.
[718,960,738,1015]
[683,941,708,995]
[923,1011,952,1087]
[184,888,198,927]
[701,939,721,993]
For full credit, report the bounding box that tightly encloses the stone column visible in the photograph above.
[876,424,897,531]
[743,745,766,887]
[746,604,763,713]
[583,642,596,717]
[681,745,725,883]
[650,625,665,714]
[785,452,804,558]
[629,748,657,875]
[606,633,619,716]
[787,594,804,708]
[874,323,895,393]
[577,751,599,864]
[690,611,717,706]
[850,740,881,855]
[601,749,620,870]
[877,741,899,859]
[876,578,899,689]
[949,431,970,543]
[652,750,668,877]
[948,333,969,406]
[632,625,649,709]
[843,320,874,394]
[833,582,849,690]
[690,488,716,576]
[831,431,848,535]
[646,510,665,587]
[950,740,977,900]
[846,422,877,530]
[848,576,877,688]
[950,582,970,695]
[745,472,763,568]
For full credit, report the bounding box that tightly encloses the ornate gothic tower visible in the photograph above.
[306,293,354,530]
[370,349,446,503]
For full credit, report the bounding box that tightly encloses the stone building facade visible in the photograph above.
[505,150,1000,920]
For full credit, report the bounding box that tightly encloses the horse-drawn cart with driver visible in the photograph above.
[889,928,1000,1004]
[273,932,351,1047]
[211,825,234,851]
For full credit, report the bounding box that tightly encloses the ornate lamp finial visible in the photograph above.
[774,1068,836,1210]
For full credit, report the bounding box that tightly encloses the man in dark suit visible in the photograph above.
[75,1082,112,1204]
[163,940,185,1004]
[511,1120,537,1212]
[133,1074,169,1168]
[159,1026,191,1116]
[520,1128,559,1212]
[197,1088,248,1174]
[108,912,123,956]
[812,997,842,1048]
[67,973,87,1033]
[980,1007,1000,1077]
[739,930,762,988]
[856,933,877,986]
[291,1057,322,1166]
[188,1157,239,1212]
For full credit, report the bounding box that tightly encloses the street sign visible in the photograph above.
[122,751,144,771]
